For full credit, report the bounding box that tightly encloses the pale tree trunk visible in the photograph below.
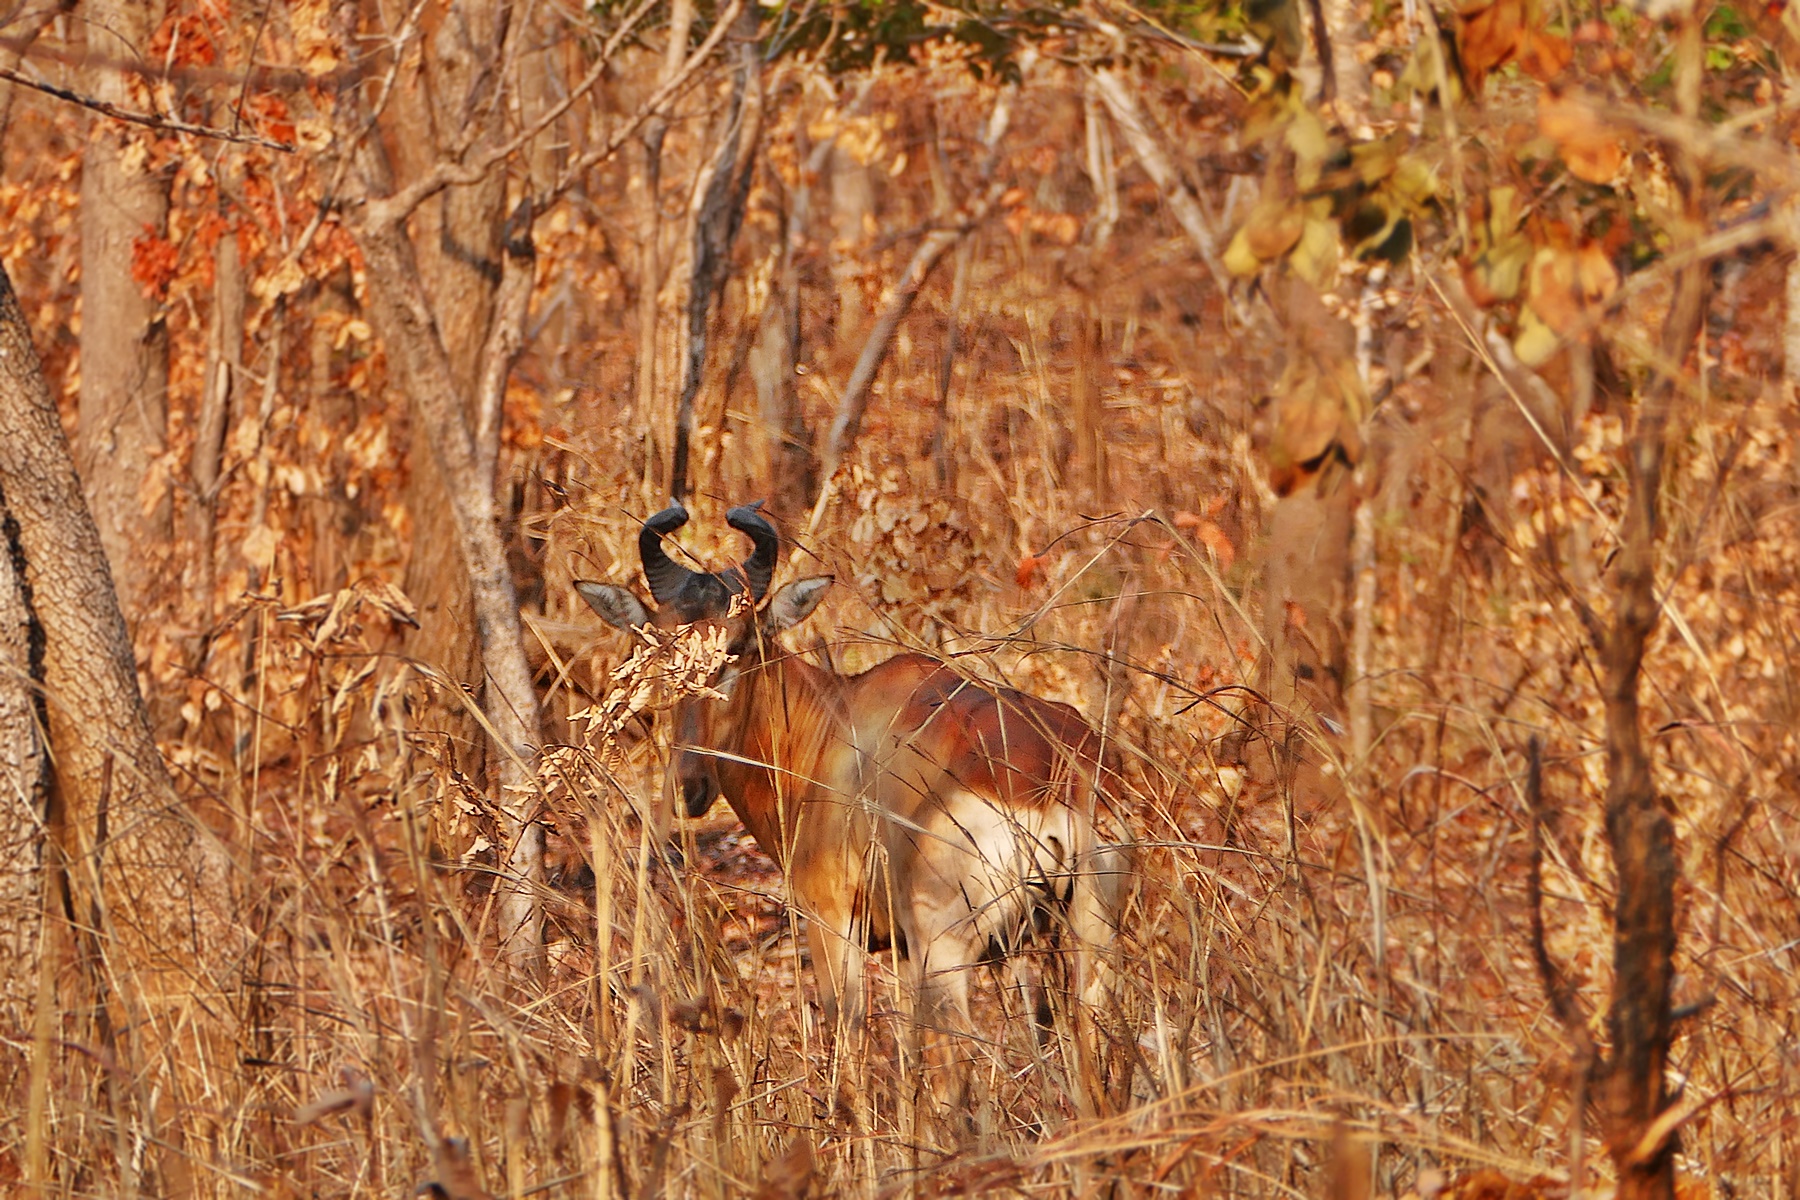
[1308,0,1368,112]
[353,212,547,980]
[189,162,245,633]
[337,0,547,978]
[637,0,696,493]
[0,1,63,142]
[828,144,875,348]
[77,0,172,631]
[0,260,237,1199]
[388,0,510,745]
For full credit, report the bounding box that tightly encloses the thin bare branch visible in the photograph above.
[0,63,295,150]
[365,0,723,232]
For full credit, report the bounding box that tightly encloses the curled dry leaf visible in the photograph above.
[1266,355,1366,494]
[291,0,341,76]
[1539,90,1627,185]
[751,1137,816,1200]
[1463,186,1532,305]
[420,1136,495,1200]
[294,1071,374,1126]
[1516,239,1619,365]
[1176,510,1237,572]
[1521,29,1573,80]
[361,577,420,628]
[1244,198,1306,261]
[1456,0,1531,93]
[1289,210,1341,286]
[1456,0,1571,90]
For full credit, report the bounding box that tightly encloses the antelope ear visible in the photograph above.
[761,576,833,634]
[577,581,652,631]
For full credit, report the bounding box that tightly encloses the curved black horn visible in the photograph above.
[726,501,780,601]
[639,501,698,605]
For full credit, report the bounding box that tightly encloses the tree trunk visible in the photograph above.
[77,0,172,632]
[388,0,510,747]
[354,210,547,978]
[340,1,549,972]
[670,0,762,500]
[189,164,246,635]
[1597,18,1707,1197]
[0,258,237,1198]
[636,0,697,494]
[0,470,50,1040]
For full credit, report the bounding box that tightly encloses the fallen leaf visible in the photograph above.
[1243,198,1306,260]
[1194,520,1236,571]
[1522,30,1573,80]
[1289,213,1341,286]
[1457,0,1530,93]
[751,1138,816,1200]
[1539,90,1626,184]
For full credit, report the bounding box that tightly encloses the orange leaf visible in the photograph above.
[1521,31,1573,81]
[1016,552,1051,590]
[130,232,179,301]
[1194,520,1236,572]
[1539,91,1626,184]
[1457,0,1530,94]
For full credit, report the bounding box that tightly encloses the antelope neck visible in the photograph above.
[713,645,847,868]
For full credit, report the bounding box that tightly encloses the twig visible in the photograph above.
[808,88,1015,533]
[1089,64,1267,336]
[366,0,725,233]
[0,63,295,150]
[1519,741,1591,1194]
[1524,738,1592,1043]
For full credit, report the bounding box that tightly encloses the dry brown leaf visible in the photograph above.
[1518,236,1619,364]
[1016,551,1051,589]
[1539,90,1626,184]
[1195,520,1236,571]
[1522,30,1574,80]
[1244,199,1306,260]
[751,1137,816,1200]
[1271,360,1340,471]
[1457,0,1530,93]
[1172,512,1235,569]
[361,576,420,628]
[294,1073,373,1126]
[291,0,341,75]
[1439,1170,1560,1200]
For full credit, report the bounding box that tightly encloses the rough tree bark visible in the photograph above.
[77,0,172,630]
[0,457,49,1043]
[636,0,696,493]
[0,258,237,1197]
[389,0,509,720]
[1594,18,1707,1196]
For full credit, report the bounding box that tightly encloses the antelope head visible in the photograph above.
[577,501,832,816]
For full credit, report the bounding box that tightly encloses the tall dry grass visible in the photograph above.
[12,47,1800,1200]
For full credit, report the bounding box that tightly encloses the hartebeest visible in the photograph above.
[578,501,1128,1038]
